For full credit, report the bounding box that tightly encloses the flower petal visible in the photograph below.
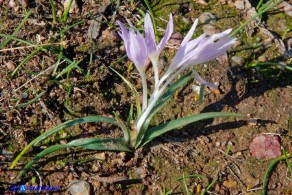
[144,13,157,55]
[128,31,148,71]
[178,29,236,68]
[117,20,129,41]
[185,33,206,54]
[181,19,198,46]
[193,71,218,89]
[157,14,173,54]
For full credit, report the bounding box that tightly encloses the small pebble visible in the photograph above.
[202,24,219,35]
[231,56,245,65]
[9,0,16,8]
[247,118,258,126]
[21,93,28,99]
[102,28,118,41]
[195,0,208,5]
[258,56,268,62]
[69,180,90,195]
[6,61,15,71]
[199,12,216,24]
[234,0,245,10]
[182,17,191,25]
[135,167,142,176]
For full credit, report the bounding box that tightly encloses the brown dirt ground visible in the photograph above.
[0,0,292,194]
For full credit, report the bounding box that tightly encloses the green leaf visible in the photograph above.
[10,116,117,169]
[140,112,244,147]
[201,178,218,195]
[68,137,131,151]
[136,71,193,147]
[18,144,69,178]
[56,59,83,79]
[0,9,32,49]
[114,114,131,145]
[18,137,131,178]
[262,153,291,195]
[110,67,141,115]
[61,0,73,23]
[16,91,46,108]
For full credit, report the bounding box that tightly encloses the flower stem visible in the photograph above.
[137,65,187,133]
[152,58,160,87]
[140,72,148,111]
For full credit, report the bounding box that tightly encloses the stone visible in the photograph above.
[69,180,90,195]
[234,0,245,10]
[202,24,219,35]
[231,56,245,65]
[249,134,282,160]
[199,12,216,24]
[6,61,15,71]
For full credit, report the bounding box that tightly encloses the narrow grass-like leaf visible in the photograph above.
[56,59,83,79]
[67,137,131,151]
[201,178,218,195]
[18,137,130,178]
[10,116,118,169]
[198,84,205,104]
[0,91,46,113]
[140,112,244,147]
[86,29,94,81]
[0,34,34,46]
[245,62,292,71]
[16,91,46,108]
[127,104,134,127]
[48,79,69,91]
[176,174,206,181]
[63,84,74,113]
[262,153,291,195]
[61,19,88,33]
[49,0,57,23]
[283,150,292,177]
[61,0,73,24]
[110,67,141,116]
[182,172,190,195]
[11,47,42,77]
[0,9,32,49]
[114,115,130,145]
[18,144,69,178]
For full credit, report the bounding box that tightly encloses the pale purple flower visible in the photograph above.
[164,18,236,89]
[144,13,173,62]
[170,19,236,70]
[117,21,148,73]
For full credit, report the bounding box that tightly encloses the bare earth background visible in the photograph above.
[0,0,292,194]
